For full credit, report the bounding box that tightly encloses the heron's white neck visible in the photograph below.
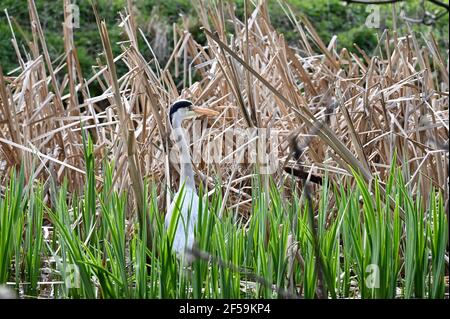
[172,116,195,190]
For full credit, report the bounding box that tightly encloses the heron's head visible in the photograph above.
[169,99,219,125]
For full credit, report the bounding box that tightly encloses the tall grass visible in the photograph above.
[0,156,447,299]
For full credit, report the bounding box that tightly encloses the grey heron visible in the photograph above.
[165,99,218,262]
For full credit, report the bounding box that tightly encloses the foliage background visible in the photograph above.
[1,0,448,81]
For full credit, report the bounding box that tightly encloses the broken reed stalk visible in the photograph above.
[27,0,67,159]
[95,12,148,245]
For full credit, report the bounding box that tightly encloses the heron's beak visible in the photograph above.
[192,106,220,117]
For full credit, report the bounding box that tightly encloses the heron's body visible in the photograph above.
[165,187,199,259]
[165,99,218,262]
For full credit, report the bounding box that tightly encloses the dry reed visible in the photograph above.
[0,1,448,217]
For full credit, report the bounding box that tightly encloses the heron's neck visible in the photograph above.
[173,117,195,190]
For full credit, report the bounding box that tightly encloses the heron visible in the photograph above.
[165,99,219,262]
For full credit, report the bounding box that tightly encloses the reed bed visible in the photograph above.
[0,1,447,207]
[0,1,448,299]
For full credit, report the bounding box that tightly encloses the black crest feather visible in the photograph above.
[169,100,193,124]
